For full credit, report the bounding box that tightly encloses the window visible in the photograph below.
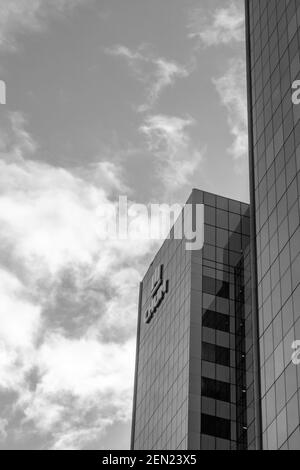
[202,309,230,333]
[201,414,231,440]
[202,377,231,402]
[216,279,230,298]
[216,228,229,249]
[203,276,230,299]
[203,276,215,295]
[202,342,230,367]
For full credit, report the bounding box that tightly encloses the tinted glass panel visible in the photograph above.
[203,276,230,299]
[202,309,230,332]
[202,377,231,402]
[201,414,231,440]
[202,342,230,367]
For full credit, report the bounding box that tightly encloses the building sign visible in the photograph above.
[145,265,168,324]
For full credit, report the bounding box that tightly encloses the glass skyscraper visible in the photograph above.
[245,0,300,450]
[131,190,257,450]
[131,0,300,451]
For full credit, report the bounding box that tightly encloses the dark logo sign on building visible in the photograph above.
[145,265,168,324]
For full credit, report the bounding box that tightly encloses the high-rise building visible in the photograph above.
[131,0,300,451]
[131,190,257,450]
[245,0,300,449]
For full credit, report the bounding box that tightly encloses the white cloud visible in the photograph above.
[0,0,91,50]
[107,45,190,112]
[141,114,194,152]
[0,268,40,393]
[107,45,143,63]
[140,114,204,192]
[36,335,135,397]
[0,269,40,350]
[52,424,112,451]
[188,1,245,47]
[139,57,189,113]
[17,334,135,449]
[0,112,160,449]
[0,160,102,275]
[213,58,248,172]
[0,80,6,104]
[0,419,8,441]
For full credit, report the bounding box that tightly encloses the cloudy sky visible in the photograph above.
[0,0,248,450]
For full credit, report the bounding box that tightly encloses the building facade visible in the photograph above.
[245,0,300,449]
[131,0,300,451]
[131,190,257,450]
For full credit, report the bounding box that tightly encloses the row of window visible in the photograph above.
[202,342,230,368]
[193,190,248,216]
[203,246,246,268]
[201,414,231,441]
[202,308,230,333]
[201,377,230,403]
[204,207,250,233]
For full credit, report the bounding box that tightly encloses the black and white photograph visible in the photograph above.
[0,0,300,454]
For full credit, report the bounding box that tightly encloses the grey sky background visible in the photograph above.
[0,0,248,449]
